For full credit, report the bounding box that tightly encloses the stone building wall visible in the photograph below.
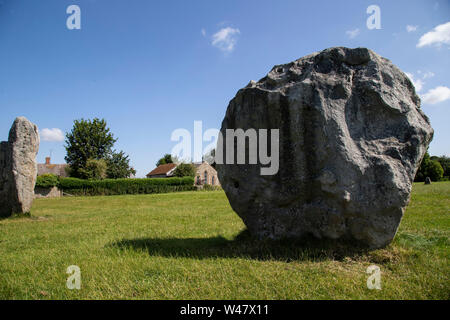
[35,186,62,199]
[195,162,221,186]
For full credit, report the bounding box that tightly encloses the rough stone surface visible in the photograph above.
[0,117,39,217]
[216,47,433,249]
[34,186,62,199]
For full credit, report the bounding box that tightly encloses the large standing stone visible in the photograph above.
[0,117,39,217]
[217,47,433,249]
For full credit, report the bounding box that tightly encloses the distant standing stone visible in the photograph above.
[217,47,433,249]
[424,177,432,185]
[0,117,40,217]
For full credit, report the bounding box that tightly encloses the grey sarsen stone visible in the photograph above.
[0,117,39,217]
[217,47,433,249]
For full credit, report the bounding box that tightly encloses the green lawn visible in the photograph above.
[0,182,449,299]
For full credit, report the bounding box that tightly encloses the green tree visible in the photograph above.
[427,160,444,181]
[106,150,136,179]
[431,155,450,178]
[78,158,107,180]
[415,152,444,182]
[65,118,116,178]
[156,153,179,167]
[173,163,196,177]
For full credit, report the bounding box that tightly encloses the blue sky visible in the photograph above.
[0,0,449,177]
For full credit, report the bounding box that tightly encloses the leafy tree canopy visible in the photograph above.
[415,152,444,182]
[430,155,450,178]
[78,158,107,180]
[173,163,196,177]
[106,150,136,179]
[156,153,178,167]
[65,118,134,179]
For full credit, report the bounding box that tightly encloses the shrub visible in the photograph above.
[427,160,444,182]
[106,150,136,179]
[415,152,444,182]
[58,177,195,196]
[35,174,60,188]
[59,177,94,190]
[78,158,107,180]
[431,155,450,179]
[173,163,196,177]
[200,184,222,191]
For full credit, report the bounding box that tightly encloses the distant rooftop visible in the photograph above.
[146,163,177,177]
[37,157,68,177]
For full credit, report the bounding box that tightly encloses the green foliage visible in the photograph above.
[200,184,222,191]
[64,165,73,177]
[64,118,135,180]
[77,158,107,180]
[58,177,93,190]
[415,152,431,182]
[65,118,117,178]
[58,177,194,196]
[35,174,59,188]
[106,150,136,179]
[428,160,444,181]
[173,163,196,177]
[431,155,450,178]
[415,152,444,182]
[156,153,175,167]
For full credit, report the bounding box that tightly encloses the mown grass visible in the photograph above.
[0,182,448,299]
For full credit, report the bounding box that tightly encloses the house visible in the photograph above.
[193,162,220,186]
[146,163,177,178]
[146,161,220,186]
[37,157,69,177]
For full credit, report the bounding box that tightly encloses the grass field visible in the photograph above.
[0,182,449,299]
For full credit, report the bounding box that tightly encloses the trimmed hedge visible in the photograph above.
[58,177,195,196]
[35,175,195,196]
[35,174,59,188]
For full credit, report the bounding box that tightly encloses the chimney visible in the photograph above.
[45,157,51,165]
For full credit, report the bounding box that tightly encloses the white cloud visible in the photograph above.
[40,128,64,142]
[406,25,418,32]
[211,27,240,52]
[422,71,435,79]
[201,28,206,37]
[405,72,424,92]
[346,28,360,39]
[421,86,450,104]
[417,21,450,48]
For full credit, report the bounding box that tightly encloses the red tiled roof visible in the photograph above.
[146,163,177,177]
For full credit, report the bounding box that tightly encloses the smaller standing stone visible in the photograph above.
[0,117,39,217]
[424,177,432,185]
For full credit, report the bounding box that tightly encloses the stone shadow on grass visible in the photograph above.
[109,230,372,262]
[0,212,31,221]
